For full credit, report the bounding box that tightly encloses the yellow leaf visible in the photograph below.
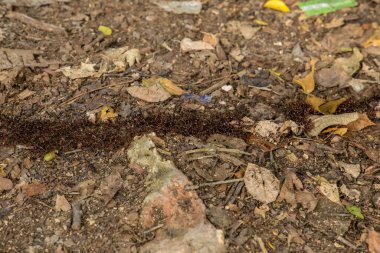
[362,29,380,48]
[322,127,348,136]
[202,32,218,47]
[293,58,317,94]
[141,77,159,87]
[100,106,118,122]
[318,97,348,115]
[44,150,58,162]
[264,0,290,12]
[306,95,325,112]
[98,25,113,36]
[255,20,268,26]
[158,78,185,96]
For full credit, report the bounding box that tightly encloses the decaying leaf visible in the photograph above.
[156,77,185,95]
[295,190,318,212]
[368,230,380,253]
[244,163,280,204]
[60,62,99,79]
[238,25,260,40]
[180,38,214,53]
[99,172,123,203]
[337,161,360,178]
[102,47,141,70]
[308,112,360,136]
[55,194,71,212]
[347,113,375,132]
[0,48,40,70]
[277,171,303,207]
[0,177,13,192]
[293,58,317,93]
[362,29,380,48]
[317,176,341,205]
[23,181,47,197]
[127,83,171,102]
[286,224,305,246]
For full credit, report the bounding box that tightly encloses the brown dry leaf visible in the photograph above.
[362,29,380,48]
[286,224,305,246]
[202,32,218,47]
[318,97,348,115]
[277,171,303,207]
[229,47,245,62]
[238,25,260,40]
[368,230,380,253]
[0,177,13,192]
[127,83,171,102]
[293,58,317,93]
[17,89,35,100]
[102,46,141,70]
[180,38,214,52]
[72,179,95,199]
[60,62,99,79]
[295,190,318,212]
[308,112,360,137]
[23,181,47,197]
[158,78,185,96]
[55,194,71,212]
[347,113,375,132]
[337,161,360,179]
[325,17,345,29]
[99,171,123,203]
[0,48,40,70]
[317,176,340,205]
[0,67,22,89]
[244,163,280,204]
[333,48,363,76]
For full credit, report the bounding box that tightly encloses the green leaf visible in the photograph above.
[346,204,364,219]
[298,0,357,16]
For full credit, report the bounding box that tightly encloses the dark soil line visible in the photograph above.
[0,108,248,153]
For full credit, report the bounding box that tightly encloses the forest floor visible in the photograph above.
[0,0,380,252]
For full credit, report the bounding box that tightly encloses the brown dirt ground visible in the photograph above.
[1,0,380,252]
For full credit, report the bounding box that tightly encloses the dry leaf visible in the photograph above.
[229,47,245,62]
[0,177,13,192]
[55,194,71,212]
[325,17,345,29]
[362,29,380,48]
[102,47,141,70]
[254,120,280,138]
[0,48,40,70]
[244,163,280,204]
[337,161,360,178]
[293,58,317,93]
[60,62,98,79]
[202,32,218,47]
[254,204,269,219]
[127,83,171,102]
[295,190,318,212]
[238,25,260,40]
[333,48,363,76]
[318,97,348,115]
[23,181,47,197]
[308,112,360,137]
[180,38,214,52]
[317,176,341,205]
[347,113,375,131]
[99,172,123,203]
[286,224,305,246]
[322,127,348,136]
[306,95,325,112]
[158,78,185,95]
[277,171,303,207]
[17,89,35,100]
[368,230,380,253]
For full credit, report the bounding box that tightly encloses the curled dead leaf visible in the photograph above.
[127,83,171,102]
[308,112,359,137]
[347,113,375,132]
[293,58,317,93]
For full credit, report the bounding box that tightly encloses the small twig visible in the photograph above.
[33,199,54,210]
[84,34,105,51]
[336,235,357,250]
[256,236,268,253]
[184,147,251,156]
[6,12,65,34]
[71,201,82,230]
[64,149,82,155]
[187,155,215,162]
[143,224,164,234]
[225,181,245,205]
[185,178,244,190]
[199,76,231,95]
[59,83,123,106]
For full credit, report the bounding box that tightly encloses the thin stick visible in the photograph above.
[184,147,251,156]
[256,236,268,253]
[6,12,65,34]
[199,76,230,95]
[185,178,244,190]
[143,224,164,234]
[336,235,357,250]
[59,83,123,106]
